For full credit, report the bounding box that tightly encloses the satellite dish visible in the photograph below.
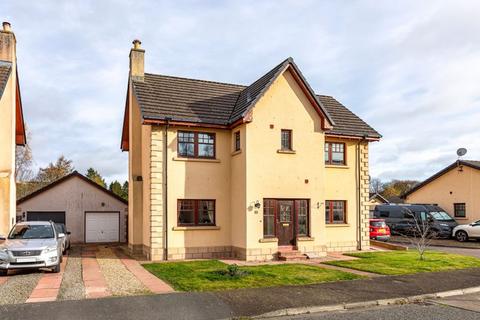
[457,148,467,157]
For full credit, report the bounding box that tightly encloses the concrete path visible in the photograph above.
[271,303,480,320]
[316,262,382,277]
[431,291,480,313]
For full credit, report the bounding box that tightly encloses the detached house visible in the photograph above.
[0,22,26,236]
[404,160,480,224]
[121,40,381,261]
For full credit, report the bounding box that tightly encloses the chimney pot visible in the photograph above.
[2,22,11,32]
[132,39,142,50]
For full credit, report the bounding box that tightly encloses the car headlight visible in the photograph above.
[42,246,57,254]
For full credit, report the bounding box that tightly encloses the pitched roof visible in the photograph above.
[0,60,12,98]
[402,160,480,198]
[369,192,389,203]
[17,171,128,205]
[0,60,26,146]
[317,95,381,139]
[126,57,380,148]
[133,74,243,125]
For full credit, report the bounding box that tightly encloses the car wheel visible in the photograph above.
[52,263,61,273]
[456,230,469,242]
[0,269,7,276]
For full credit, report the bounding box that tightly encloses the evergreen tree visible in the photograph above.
[86,168,106,188]
[121,181,129,200]
[109,180,123,197]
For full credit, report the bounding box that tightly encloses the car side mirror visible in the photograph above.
[0,235,5,241]
[58,233,65,238]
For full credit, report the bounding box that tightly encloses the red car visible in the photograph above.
[369,219,390,241]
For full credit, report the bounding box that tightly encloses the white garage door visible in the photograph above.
[85,212,119,243]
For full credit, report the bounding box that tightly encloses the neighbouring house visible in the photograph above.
[0,22,27,236]
[16,171,128,243]
[121,40,381,261]
[403,160,480,224]
[368,193,389,215]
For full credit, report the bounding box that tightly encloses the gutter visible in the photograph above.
[163,117,171,260]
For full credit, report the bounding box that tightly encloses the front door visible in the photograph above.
[276,200,295,246]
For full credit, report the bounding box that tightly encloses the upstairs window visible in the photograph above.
[325,142,345,165]
[281,129,292,151]
[454,203,466,218]
[178,131,215,158]
[234,131,241,151]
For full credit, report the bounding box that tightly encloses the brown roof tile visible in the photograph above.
[318,95,381,139]
[131,58,380,139]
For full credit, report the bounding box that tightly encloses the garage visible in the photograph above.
[16,171,128,243]
[85,212,120,243]
[27,211,66,224]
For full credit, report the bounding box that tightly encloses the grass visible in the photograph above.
[143,260,362,291]
[324,251,480,275]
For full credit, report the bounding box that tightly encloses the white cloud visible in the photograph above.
[3,0,480,183]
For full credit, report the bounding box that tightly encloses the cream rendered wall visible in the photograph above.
[405,165,480,224]
[324,138,362,251]
[141,124,151,250]
[230,125,247,252]
[163,127,232,259]
[244,69,327,260]
[16,177,128,243]
[0,73,16,236]
[128,83,144,252]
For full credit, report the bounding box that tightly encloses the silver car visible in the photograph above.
[0,221,64,276]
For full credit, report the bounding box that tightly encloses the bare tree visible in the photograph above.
[369,177,383,194]
[399,209,435,261]
[15,127,33,182]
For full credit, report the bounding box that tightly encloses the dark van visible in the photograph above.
[373,204,458,238]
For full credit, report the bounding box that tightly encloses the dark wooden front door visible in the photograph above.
[276,200,295,246]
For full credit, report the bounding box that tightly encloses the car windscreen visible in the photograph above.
[429,211,455,221]
[370,221,386,227]
[8,225,55,239]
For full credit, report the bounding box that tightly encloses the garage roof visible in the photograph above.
[17,171,128,205]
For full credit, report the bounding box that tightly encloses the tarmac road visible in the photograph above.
[276,292,480,320]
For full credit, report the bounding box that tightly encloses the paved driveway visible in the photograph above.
[0,245,173,305]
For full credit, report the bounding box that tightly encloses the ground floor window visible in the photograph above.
[454,203,466,218]
[178,199,215,226]
[325,200,347,224]
[263,199,276,237]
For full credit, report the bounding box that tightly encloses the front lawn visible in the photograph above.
[324,251,480,275]
[143,260,362,291]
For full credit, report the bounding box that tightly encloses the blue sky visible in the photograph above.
[3,0,480,184]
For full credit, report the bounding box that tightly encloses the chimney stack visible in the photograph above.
[129,39,144,81]
[0,21,16,62]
